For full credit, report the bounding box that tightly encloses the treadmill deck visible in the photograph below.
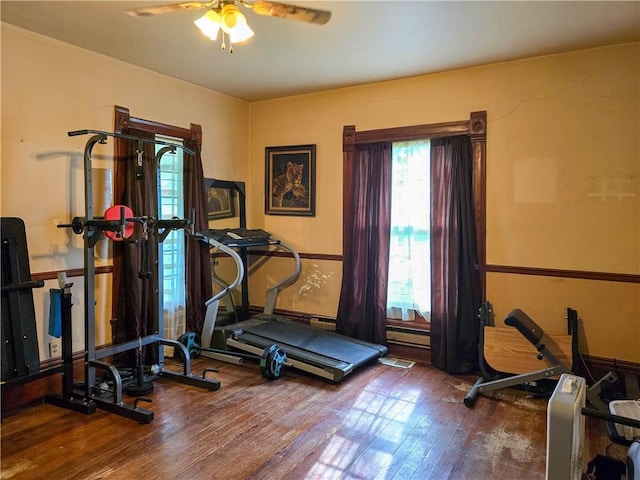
[218,315,388,382]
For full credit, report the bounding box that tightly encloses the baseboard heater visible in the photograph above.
[310,317,430,349]
[386,326,430,349]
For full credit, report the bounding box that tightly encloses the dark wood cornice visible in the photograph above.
[191,123,203,150]
[114,105,130,133]
[113,105,202,151]
[346,112,486,145]
[469,111,487,140]
[352,119,471,144]
[343,125,355,153]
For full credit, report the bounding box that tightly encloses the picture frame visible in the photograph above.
[205,180,235,220]
[265,144,316,216]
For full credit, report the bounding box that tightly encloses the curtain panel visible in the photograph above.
[184,138,212,334]
[336,142,392,345]
[430,135,482,374]
[112,129,159,363]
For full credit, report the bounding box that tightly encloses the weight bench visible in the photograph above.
[1,217,45,383]
[464,305,574,407]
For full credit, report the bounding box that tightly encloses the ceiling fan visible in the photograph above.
[126,1,332,52]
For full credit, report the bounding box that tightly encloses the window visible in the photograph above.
[113,105,210,347]
[339,113,486,350]
[156,135,186,340]
[387,140,431,322]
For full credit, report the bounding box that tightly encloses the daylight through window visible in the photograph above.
[156,135,186,339]
[387,139,431,322]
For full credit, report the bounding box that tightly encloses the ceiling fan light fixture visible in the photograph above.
[220,4,254,43]
[194,10,221,40]
[227,22,254,43]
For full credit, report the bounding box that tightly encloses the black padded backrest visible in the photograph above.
[1,217,41,380]
[504,308,544,345]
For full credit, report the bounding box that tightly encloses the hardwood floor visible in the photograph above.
[1,358,617,480]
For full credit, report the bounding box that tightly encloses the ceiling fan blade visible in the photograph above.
[125,1,215,17]
[242,1,331,25]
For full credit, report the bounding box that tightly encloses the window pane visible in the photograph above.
[387,140,431,321]
[156,135,185,339]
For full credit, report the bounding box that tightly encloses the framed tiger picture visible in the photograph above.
[265,144,316,216]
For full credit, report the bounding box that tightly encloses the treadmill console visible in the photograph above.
[202,228,273,247]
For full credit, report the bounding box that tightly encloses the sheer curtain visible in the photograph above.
[387,140,431,322]
[156,143,186,341]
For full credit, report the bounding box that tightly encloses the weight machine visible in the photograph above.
[464,303,575,407]
[464,302,623,411]
[49,130,219,423]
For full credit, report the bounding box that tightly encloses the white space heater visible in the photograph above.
[546,373,587,480]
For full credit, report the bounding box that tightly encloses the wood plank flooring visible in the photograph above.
[1,358,617,480]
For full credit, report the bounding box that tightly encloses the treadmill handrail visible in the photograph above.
[193,232,245,307]
[195,230,301,315]
[264,237,301,315]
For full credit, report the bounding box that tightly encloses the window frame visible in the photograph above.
[111,105,203,324]
[342,111,487,299]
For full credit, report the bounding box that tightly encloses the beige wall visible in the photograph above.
[249,43,639,362]
[2,22,638,363]
[1,24,251,358]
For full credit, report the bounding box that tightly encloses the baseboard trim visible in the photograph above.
[581,354,639,378]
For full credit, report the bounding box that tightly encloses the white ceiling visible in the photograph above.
[2,1,639,102]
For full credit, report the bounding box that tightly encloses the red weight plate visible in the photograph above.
[103,205,134,241]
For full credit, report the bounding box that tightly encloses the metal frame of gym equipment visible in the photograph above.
[48,130,219,423]
[202,179,307,319]
[195,234,246,365]
[464,302,575,407]
[193,226,301,360]
[0,218,91,422]
[193,180,302,365]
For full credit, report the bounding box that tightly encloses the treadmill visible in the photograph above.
[193,215,388,382]
[221,314,389,382]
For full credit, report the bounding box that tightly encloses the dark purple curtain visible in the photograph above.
[183,139,212,334]
[112,129,158,363]
[430,135,481,374]
[336,142,391,345]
